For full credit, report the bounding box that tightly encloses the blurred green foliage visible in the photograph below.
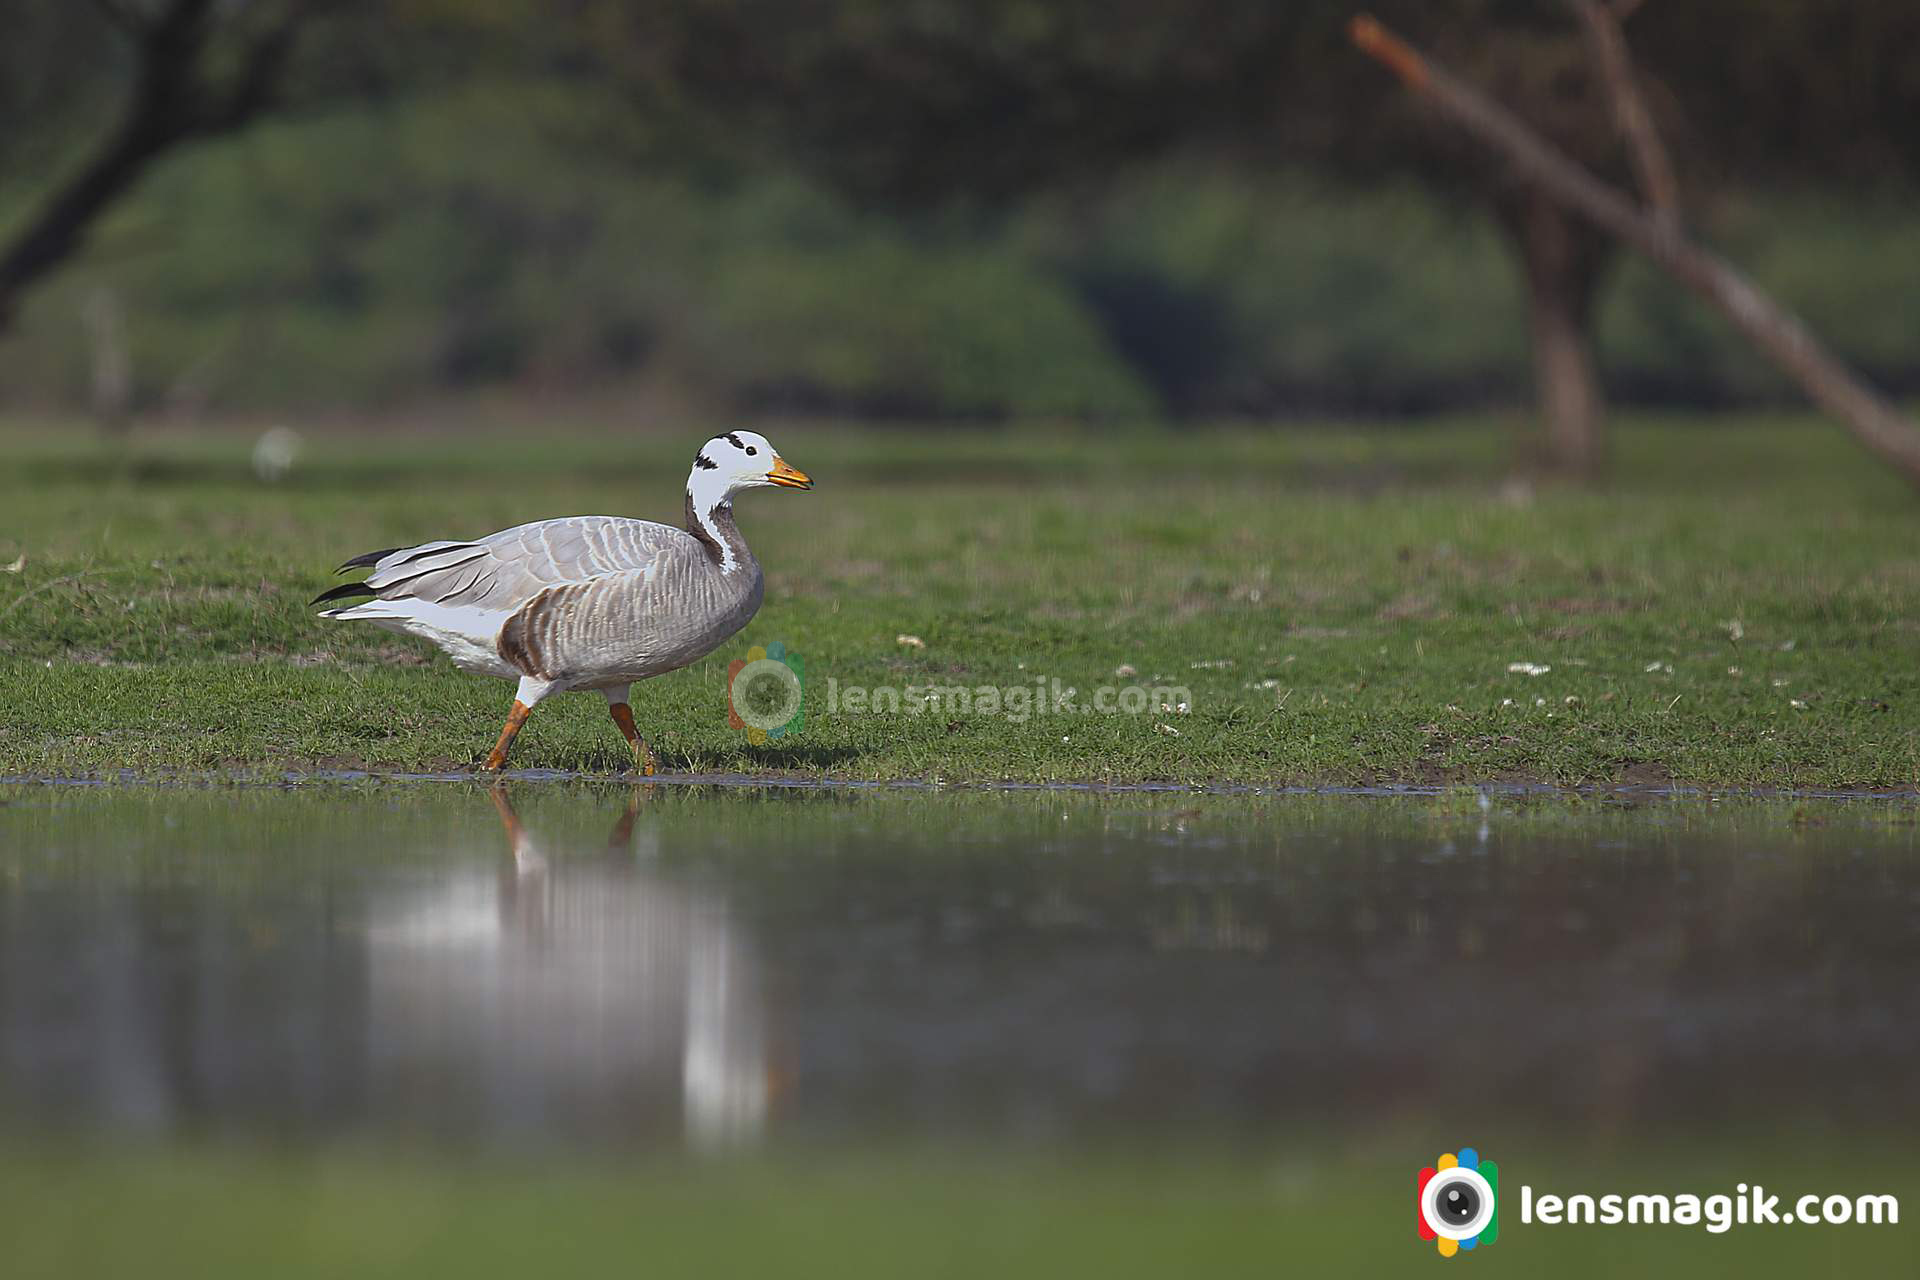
[1,82,1917,421]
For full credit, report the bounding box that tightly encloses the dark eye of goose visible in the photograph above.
[746,446,757,456]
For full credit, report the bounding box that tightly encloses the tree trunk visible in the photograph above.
[1513,193,1610,478]
[82,286,134,435]
[1522,251,1602,478]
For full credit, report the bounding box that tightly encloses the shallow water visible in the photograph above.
[1,783,1917,1275]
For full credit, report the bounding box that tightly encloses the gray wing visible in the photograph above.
[358,517,694,611]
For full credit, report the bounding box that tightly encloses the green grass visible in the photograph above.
[2,413,1918,786]
[3,1138,1914,1279]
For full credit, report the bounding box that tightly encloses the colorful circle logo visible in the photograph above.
[1417,1148,1499,1257]
[727,642,804,744]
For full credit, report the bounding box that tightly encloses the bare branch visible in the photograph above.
[1567,0,1679,228]
[1350,13,1920,491]
[0,0,313,328]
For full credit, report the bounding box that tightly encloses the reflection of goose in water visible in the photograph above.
[364,788,769,1149]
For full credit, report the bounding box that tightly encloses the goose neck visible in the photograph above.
[684,490,754,574]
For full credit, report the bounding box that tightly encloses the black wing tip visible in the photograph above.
[312,580,376,607]
[336,546,403,574]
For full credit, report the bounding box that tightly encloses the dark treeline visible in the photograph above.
[1,0,1917,439]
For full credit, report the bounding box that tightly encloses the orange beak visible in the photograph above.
[767,456,813,489]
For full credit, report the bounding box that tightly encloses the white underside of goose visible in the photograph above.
[315,431,812,770]
[329,598,524,679]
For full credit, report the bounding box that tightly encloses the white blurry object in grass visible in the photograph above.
[251,425,303,482]
[1507,662,1551,676]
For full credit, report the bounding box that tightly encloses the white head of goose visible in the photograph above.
[314,431,812,772]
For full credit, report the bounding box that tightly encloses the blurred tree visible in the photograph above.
[6,0,1920,438]
[576,1,1633,467]
[0,0,523,336]
[0,1,323,331]
[593,0,1920,472]
[1356,12,1920,490]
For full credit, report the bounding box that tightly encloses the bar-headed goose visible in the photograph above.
[314,431,812,771]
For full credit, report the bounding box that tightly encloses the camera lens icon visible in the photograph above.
[1416,1148,1498,1257]
[1425,1168,1493,1238]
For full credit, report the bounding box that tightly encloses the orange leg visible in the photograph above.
[608,702,657,776]
[606,790,646,851]
[484,699,532,771]
[487,784,525,843]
